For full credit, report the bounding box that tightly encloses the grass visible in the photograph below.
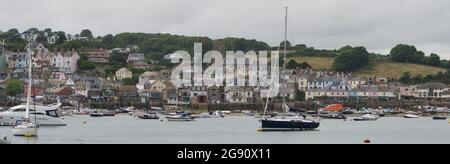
[354,61,447,79]
[290,56,334,70]
[290,56,447,79]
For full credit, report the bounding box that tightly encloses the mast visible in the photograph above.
[25,41,33,120]
[282,7,288,113]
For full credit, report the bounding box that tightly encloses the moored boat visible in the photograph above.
[166,112,194,121]
[353,114,379,121]
[138,114,160,120]
[404,114,419,118]
[319,113,347,119]
[102,112,116,117]
[432,116,447,120]
[89,112,104,117]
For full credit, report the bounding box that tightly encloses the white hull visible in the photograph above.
[13,124,39,137]
[0,112,66,126]
[166,117,195,122]
[404,114,419,118]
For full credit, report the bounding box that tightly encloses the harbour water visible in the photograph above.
[1,114,449,144]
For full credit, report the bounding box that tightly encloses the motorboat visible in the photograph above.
[89,111,104,117]
[166,112,194,121]
[151,107,163,111]
[0,103,65,126]
[138,113,160,120]
[102,112,116,117]
[319,113,347,119]
[432,116,447,120]
[404,114,419,118]
[353,114,379,121]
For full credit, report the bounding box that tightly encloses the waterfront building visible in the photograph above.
[115,68,132,80]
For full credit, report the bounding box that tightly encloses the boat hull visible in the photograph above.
[432,117,447,120]
[260,120,319,131]
[13,126,39,137]
[166,117,195,122]
[138,115,160,120]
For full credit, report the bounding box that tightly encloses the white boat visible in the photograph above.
[151,107,163,111]
[13,121,39,137]
[166,113,194,121]
[404,114,419,118]
[353,114,379,121]
[0,103,65,126]
[122,106,135,114]
[12,41,39,137]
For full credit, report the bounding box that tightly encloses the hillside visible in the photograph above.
[290,56,447,79]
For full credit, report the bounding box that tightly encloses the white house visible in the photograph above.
[349,77,366,89]
[52,51,80,73]
[225,86,255,104]
[115,68,132,80]
[136,71,160,90]
[414,82,449,99]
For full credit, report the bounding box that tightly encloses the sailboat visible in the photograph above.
[258,7,320,131]
[12,41,39,137]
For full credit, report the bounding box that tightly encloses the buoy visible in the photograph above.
[83,121,87,124]
[364,139,371,144]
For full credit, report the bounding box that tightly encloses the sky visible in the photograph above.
[1,0,450,59]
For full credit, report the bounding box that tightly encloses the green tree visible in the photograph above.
[80,29,93,39]
[43,28,52,35]
[399,72,412,84]
[332,46,369,71]
[123,77,138,85]
[280,40,291,49]
[426,53,441,66]
[79,60,96,70]
[294,89,305,101]
[390,44,425,63]
[286,60,299,69]
[6,79,24,97]
[102,34,114,48]
[54,31,67,44]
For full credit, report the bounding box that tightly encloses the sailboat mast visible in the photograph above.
[282,7,288,113]
[25,42,33,120]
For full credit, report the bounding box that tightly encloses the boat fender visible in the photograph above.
[364,139,371,144]
[15,120,22,126]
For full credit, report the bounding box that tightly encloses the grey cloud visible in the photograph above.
[1,0,450,59]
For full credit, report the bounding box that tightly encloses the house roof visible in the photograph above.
[417,82,448,89]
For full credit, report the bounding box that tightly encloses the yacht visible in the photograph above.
[0,102,66,126]
[259,7,320,131]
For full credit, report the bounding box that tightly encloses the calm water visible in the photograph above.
[1,114,449,144]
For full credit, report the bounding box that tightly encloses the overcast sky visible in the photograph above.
[1,0,450,59]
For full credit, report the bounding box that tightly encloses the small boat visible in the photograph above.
[432,116,447,120]
[138,114,159,120]
[102,112,116,117]
[319,113,347,119]
[166,112,194,121]
[89,112,104,117]
[151,107,163,111]
[404,114,419,118]
[353,114,379,121]
[342,110,354,115]
[122,106,135,113]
